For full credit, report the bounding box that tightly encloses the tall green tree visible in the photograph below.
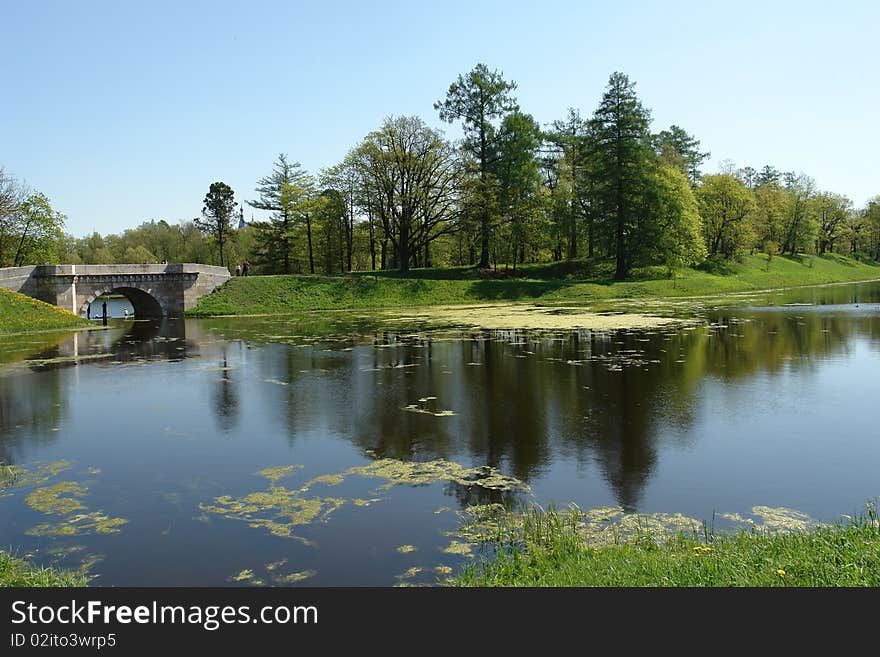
[248,154,312,273]
[13,192,66,266]
[697,174,757,258]
[588,71,655,279]
[780,173,817,255]
[864,196,880,260]
[492,111,543,269]
[435,63,518,268]
[0,168,26,266]
[546,108,592,259]
[197,182,237,267]
[814,192,850,254]
[649,165,707,280]
[321,160,363,272]
[654,125,710,185]
[314,188,347,273]
[352,116,461,272]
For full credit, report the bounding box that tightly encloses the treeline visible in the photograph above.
[3,66,880,276]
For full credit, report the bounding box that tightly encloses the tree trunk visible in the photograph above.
[305,214,315,274]
[399,218,410,272]
[587,216,594,258]
[478,116,490,268]
[368,209,377,270]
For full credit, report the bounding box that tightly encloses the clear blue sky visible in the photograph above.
[2,0,877,237]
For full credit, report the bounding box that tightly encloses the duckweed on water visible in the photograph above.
[274,570,316,584]
[441,541,475,557]
[303,473,345,487]
[200,458,528,541]
[25,482,87,515]
[396,545,417,554]
[352,498,383,507]
[2,462,128,538]
[719,506,815,531]
[27,512,128,537]
[345,459,529,493]
[1,461,72,495]
[256,465,302,484]
[396,567,423,580]
[200,491,344,541]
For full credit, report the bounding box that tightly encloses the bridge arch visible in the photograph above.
[79,286,164,318]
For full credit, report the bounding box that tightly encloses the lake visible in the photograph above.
[1,281,879,586]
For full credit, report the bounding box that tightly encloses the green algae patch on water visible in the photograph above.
[229,569,265,586]
[27,512,128,537]
[352,498,383,507]
[380,304,679,331]
[201,458,527,544]
[719,506,815,532]
[345,459,529,493]
[25,482,87,515]
[576,510,703,546]
[256,465,302,484]
[1,461,73,495]
[303,473,345,487]
[3,462,129,538]
[396,544,417,554]
[265,559,288,572]
[200,485,345,542]
[274,569,317,584]
[396,567,424,581]
[441,541,475,558]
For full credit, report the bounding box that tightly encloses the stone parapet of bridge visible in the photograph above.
[0,264,230,317]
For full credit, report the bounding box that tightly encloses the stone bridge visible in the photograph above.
[0,264,230,317]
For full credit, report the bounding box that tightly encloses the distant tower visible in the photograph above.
[238,206,245,229]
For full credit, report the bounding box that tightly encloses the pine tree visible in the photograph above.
[248,154,314,274]
[435,63,518,268]
[588,72,654,279]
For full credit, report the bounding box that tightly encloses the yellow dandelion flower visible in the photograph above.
[776,569,786,576]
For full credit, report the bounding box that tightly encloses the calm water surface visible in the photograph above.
[1,282,879,585]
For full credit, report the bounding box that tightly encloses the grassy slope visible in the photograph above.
[448,509,880,587]
[0,288,89,334]
[188,254,880,316]
[0,550,87,587]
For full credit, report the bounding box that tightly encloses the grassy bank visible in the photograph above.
[0,550,87,587]
[0,288,89,334]
[448,507,880,587]
[188,254,880,316]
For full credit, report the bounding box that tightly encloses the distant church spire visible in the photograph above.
[238,206,245,229]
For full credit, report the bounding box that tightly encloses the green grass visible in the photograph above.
[188,254,880,316]
[447,505,880,587]
[0,288,90,334]
[0,550,87,587]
